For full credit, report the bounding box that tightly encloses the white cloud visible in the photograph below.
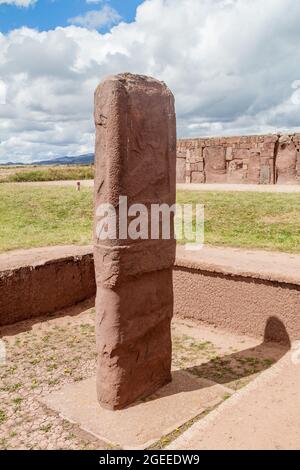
[0,80,7,104]
[0,0,36,6]
[1,0,300,163]
[68,5,121,30]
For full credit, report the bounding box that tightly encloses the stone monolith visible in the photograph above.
[94,73,176,410]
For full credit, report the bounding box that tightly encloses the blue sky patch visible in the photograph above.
[0,0,142,33]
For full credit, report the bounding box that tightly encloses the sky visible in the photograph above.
[1,0,300,163]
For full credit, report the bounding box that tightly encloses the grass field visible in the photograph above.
[0,185,93,252]
[0,184,299,253]
[177,190,300,253]
[0,165,94,183]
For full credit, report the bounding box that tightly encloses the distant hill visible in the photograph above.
[1,153,94,166]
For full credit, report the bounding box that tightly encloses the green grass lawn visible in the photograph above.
[177,190,300,253]
[0,185,299,253]
[0,165,94,183]
[0,185,93,252]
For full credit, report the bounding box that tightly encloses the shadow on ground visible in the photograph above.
[182,316,291,389]
[0,297,95,338]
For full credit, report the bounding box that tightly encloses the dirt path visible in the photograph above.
[178,183,300,193]
[0,245,93,271]
[167,349,300,450]
[177,245,300,286]
[3,180,94,188]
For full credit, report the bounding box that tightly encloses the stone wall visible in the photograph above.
[0,246,95,326]
[177,133,300,184]
[2,246,300,343]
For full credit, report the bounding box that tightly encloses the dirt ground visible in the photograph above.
[0,303,286,450]
[3,180,300,193]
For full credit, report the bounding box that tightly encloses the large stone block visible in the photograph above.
[227,159,244,183]
[191,171,205,183]
[247,152,261,184]
[176,158,186,183]
[234,148,250,160]
[204,146,227,183]
[94,73,176,410]
[276,137,297,184]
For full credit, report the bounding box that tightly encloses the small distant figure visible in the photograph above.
[76,181,81,192]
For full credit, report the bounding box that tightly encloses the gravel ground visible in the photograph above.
[0,303,285,450]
